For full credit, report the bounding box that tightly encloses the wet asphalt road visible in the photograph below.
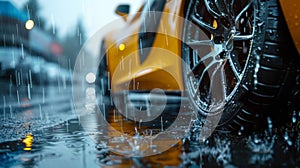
[0,80,75,143]
[0,80,300,167]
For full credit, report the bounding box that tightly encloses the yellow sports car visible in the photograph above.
[97,0,300,132]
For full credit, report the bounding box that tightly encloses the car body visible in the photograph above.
[280,0,300,54]
[103,0,184,92]
[100,0,300,131]
[103,0,300,93]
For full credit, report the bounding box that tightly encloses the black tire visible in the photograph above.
[182,0,300,133]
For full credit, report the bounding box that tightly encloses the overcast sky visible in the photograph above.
[11,0,142,38]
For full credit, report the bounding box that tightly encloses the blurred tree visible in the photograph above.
[22,0,45,30]
[60,19,87,69]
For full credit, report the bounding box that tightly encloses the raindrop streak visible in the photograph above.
[39,104,43,120]
[16,23,19,36]
[253,47,261,89]
[267,117,273,132]
[284,131,293,146]
[113,109,118,122]
[129,59,132,76]
[3,96,6,119]
[107,72,111,91]
[12,47,15,67]
[292,111,297,123]
[58,79,61,93]
[146,99,150,117]
[102,104,106,120]
[66,120,69,133]
[29,70,32,88]
[161,116,164,131]
[9,104,12,118]
[63,76,66,89]
[79,33,82,45]
[21,43,24,59]
[70,100,76,116]
[149,130,153,148]
[139,119,142,129]
[12,34,15,44]
[27,84,31,100]
[165,29,169,46]
[17,71,21,86]
[17,90,20,105]
[100,78,104,95]
[68,59,72,72]
[124,96,128,119]
[121,57,124,71]
[139,40,143,55]
[42,88,45,104]
[51,14,56,35]
[15,70,18,86]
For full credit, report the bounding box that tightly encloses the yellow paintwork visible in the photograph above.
[279,0,300,54]
[104,0,185,93]
[104,0,300,93]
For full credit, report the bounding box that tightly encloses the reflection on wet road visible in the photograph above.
[0,81,75,143]
[0,81,300,167]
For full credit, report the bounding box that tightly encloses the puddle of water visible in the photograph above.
[0,84,300,167]
[0,116,299,168]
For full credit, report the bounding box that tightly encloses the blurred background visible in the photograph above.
[1,0,141,86]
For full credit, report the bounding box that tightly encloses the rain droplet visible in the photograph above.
[254,135,260,144]
[268,29,273,34]
[292,111,297,123]
[267,117,273,131]
[161,116,164,131]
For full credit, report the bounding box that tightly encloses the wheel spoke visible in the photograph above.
[204,0,221,18]
[191,15,216,33]
[184,0,255,112]
[189,44,223,74]
[193,59,222,99]
[208,62,227,105]
[225,0,236,17]
[235,0,253,24]
[233,34,253,41]
[196,59,222,91]
[186,40,213,48]
[230,0,235,10]
[228,52,242,80]
[213,0,228,16]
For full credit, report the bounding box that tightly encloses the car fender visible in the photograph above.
[279,0,300,54]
